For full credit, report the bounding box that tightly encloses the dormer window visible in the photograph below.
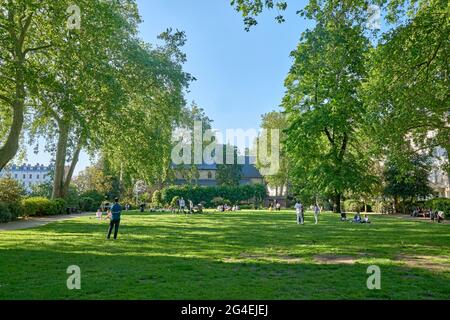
[207,171,212,179]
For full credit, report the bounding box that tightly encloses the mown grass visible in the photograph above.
[0,210,449,300]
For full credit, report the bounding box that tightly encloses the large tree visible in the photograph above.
[282,8,378,212]
[363,0,449,173]
[0,0,72,169]
[256,111,290,197]
[28,0,140,199]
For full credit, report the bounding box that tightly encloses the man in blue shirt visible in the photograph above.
[107,198,122,240]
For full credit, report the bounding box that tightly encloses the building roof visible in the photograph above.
[172,156,263,180]
[1,163,52,172]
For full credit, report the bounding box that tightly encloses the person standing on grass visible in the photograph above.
[179,197,186,213]
[313,204,321,225]
[107,198,122,240]
[295,201,304,225]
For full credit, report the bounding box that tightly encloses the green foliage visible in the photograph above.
[151,190,163,208]
[21,197,66,217]
[216,145,243,187]
[29,182,53,199]
[0,178,24,220]
[343,200,364,212]
[383,154,434,200]
[211,197,225,207]
[283,13,378,212]
[80,190,104,205]
[0,202,13,223]
[78,197,97,212]
[161,184,267,208]
[426,198,450,218]
[256,111,290,196]
[170,196,180,208]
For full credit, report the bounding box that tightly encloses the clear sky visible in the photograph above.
[25,0,313,173]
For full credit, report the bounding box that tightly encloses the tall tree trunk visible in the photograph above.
[0,12,34,169]
[62,140,82,197]
[0,99,24,169]
[52,120,69,199]
[334,193,342,213]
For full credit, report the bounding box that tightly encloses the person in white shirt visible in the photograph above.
[313,204,321,224]
[179,197,186,213]
[294,201,304,225]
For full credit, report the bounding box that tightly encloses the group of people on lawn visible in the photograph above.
[176,197,203,214]
[294,201,371,225]
[411,207,445,223]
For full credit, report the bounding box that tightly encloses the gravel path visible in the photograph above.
[0,212,92,231]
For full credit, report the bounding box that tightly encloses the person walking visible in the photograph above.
[313,204,321,225]
[294,201,304,225]
[107,198,122,240]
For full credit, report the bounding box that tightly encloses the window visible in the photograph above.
[29,174,32,179]
[23,174,26,179]
[15,174,18,179]
[37,174,40,180]
[207,171,213,179]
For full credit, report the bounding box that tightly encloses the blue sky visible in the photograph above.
[26,0,313,173]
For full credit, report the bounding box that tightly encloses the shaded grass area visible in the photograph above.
[0,210,449,299]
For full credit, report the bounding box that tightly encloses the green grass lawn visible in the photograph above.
[0,210,449,300]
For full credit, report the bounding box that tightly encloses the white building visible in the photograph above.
[429,147,450,198]
[0,163,52,191]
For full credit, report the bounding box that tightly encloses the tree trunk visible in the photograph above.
[0,53,26,169]
[52,121,70,199]
[0,100,24,170]
[61,141,82,197]
[334,193,342,213]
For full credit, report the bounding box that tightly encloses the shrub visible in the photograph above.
[51,198,66,215]
[79,197,97,212]
[152,190,163,208]
[0,178,24,219]
[426,198,450,218]
[80,190,104,205]
[0,202,12,223]
[22,197,66,217]
[170,196,180,208]
[343,199,363,212]
[161,184,268,208]
[211,197,224,207]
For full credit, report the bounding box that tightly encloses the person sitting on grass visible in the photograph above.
[362,214,371,224]
[340,212,347,221]
[352,211,362,223]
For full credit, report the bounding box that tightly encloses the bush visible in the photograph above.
[211,197,224,207]
[343,199,363,212]
[22,197,67,217]
[170,196,180,208]
[161,184,267,208]
[0,178,24,220]
[51,198,66,215]
[79,197,97,212]
[0,202,12,223]
[426,198,450,218]
[152,190,163,208]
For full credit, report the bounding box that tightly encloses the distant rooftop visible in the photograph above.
[1,163,52,172]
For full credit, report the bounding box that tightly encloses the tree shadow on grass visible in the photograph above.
[0,247,449,300]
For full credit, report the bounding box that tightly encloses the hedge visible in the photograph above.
[425,198,450,218]
[161,184,267,208]
[0,178,24,222]
[22,197,67,217]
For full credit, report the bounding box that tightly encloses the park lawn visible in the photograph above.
[0,210,449,300]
